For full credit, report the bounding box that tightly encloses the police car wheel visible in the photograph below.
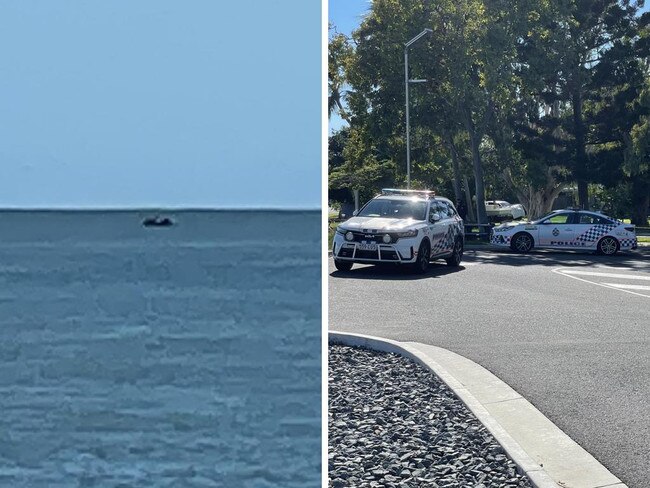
[445,239,463,267]
[511,232,533,253]
[597,236,619,256]
[334,259,353,272]
[412,240,430,274]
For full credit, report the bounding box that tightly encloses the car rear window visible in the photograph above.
[579,214,614,225]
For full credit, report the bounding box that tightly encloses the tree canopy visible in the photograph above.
[329,0,650,225]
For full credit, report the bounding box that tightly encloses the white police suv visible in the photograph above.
[332,189,464,273]
[491,208,638,255]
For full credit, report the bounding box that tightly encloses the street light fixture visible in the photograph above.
[405,28,432,189]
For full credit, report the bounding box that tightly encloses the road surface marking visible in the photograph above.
[560,270,650,281]
[552,267,650,299]
[602,283,650,291]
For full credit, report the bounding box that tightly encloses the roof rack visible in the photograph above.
[381,188,436,198]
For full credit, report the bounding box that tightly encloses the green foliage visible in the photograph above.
[622,78,650,225]
[516,0,646,205]
[329,126,399,202]
[328,0,650,222]
[625,84,650,177]
[328,28,353,121]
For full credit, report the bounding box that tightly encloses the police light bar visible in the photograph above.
[381,188,436,197]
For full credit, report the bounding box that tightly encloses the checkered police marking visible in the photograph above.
[431,226,455,255]
[575,224,617,243]
[619,238,637,248]
[490,234,511,245]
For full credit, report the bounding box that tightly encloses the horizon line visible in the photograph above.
[0,205,321,212]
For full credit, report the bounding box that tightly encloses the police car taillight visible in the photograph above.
[624,226,635,232]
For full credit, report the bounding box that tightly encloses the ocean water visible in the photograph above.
[0,210,321,487]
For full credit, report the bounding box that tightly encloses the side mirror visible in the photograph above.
[352,210,358,216]
[430,212,441,222]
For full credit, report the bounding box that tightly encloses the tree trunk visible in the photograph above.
[630,177,649,226]
[446,135,462,205]
[463,176,476,223]
[462,108,488,224]
[577,180,588,210]
[572,87,589,209]
[502,166,563,220]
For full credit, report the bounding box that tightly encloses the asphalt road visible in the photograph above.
[329,246,649,487]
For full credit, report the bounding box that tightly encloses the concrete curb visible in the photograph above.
[329,331,628,488]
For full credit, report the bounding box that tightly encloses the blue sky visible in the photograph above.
[0,1,320,208]
[330,0,370,37]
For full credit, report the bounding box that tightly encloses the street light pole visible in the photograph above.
[404,48,411,189]
[405,28,432,189]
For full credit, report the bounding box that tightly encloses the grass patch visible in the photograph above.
[638,236,650,244]
[328,220,339,245]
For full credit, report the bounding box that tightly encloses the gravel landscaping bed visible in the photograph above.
[328,344,533,488]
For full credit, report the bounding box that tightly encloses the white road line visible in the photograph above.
[552,267,650,299]
[560,270,650,281]
[592,266,647,271]
[602,283,650,291]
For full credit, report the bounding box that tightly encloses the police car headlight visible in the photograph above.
[345,231,354,241]
[493,227,509,233]
[382,234,392,243]
[396,229,418,238]
[336,226,346,235]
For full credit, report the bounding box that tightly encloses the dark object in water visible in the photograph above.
[143,216,174,227]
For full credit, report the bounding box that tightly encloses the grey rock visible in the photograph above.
[328,345,533,488]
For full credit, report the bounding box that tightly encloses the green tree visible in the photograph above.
[520,0,646,209]
[624,83,650,225]
[328,29,353,122]
[329,126,399,203]
[432,0,531,222]
[487,0,648,216]
[329,0,648,222]
[335,0,531,223]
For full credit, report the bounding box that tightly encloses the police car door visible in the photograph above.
[538,212,575,246]
[428,201,449,255]
[573,212,614,248]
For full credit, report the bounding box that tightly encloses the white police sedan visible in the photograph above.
[490,209,637,255]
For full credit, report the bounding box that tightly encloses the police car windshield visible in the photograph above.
[358,199,427,220]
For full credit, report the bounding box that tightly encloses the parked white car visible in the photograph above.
[490,209,637,255]
[332,189,465,273]
[485,200,526,220]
